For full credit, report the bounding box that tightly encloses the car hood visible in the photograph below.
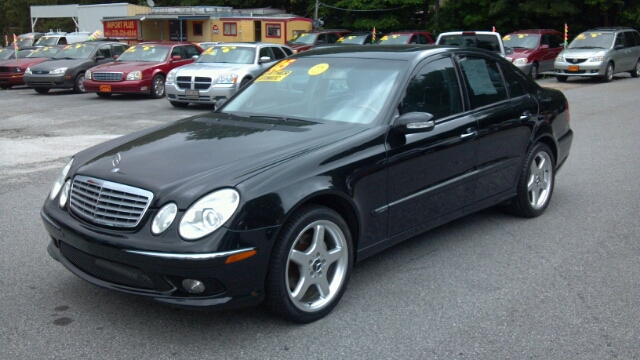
[174,63,250,75]
[72,113,366,206]
[560,48,608,57]
[92,61,164,72]
[30,58,90,70]
[1,57,49,68]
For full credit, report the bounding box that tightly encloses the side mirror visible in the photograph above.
[259,56,272,64]
[171,55,182,61]
[540,44,549,49]
[95,55,105,61]
[393,112,435,134]
[192,55,199,60]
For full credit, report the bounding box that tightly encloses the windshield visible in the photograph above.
[338,35,368,44]
[502,34,540,49]
[0,48,17,60]
[116,45,169,62]
[378,34,410,44]
[35,36,62,46]
[288,33,318,45]
[16,36,34,48]
[438,34,501,52]
[52,43,96,59]
[26,46,61,59]
[197,46,255,64]
[223,57,406,125]
[568,32,614,49]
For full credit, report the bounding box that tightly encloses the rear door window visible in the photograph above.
[271,46,286,60]
[184,45,200,58]
[458,56,508,108]
[97,44,112,58]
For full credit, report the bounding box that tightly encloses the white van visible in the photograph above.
[34,32,92,47]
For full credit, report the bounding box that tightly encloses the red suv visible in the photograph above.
[84,42,202,98]
[503,29,564,78]
[287,29,352,53]
[377,31,435,44]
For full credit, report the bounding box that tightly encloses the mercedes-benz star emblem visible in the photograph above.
[112,153,121,167]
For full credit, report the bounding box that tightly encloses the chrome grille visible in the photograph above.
[176,76,191,90]
[32,70,50,74]
[70,175,153,228]
[93,72,123,81]
[566,58,587,64]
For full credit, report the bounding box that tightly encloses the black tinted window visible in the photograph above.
[402,57,463,120]
[184,45,200,58]
[623,31,636,47]
[282,47,293,56]
[459,56,508,108]
[97,45,112,58]
[633,31,640,46]
[113,44,127,56]
[171,46,185,59]
[271,46,286,60]
[549,34,562,48]
[328,34,339,43]
[259,47,273,61]
[501,67,526,98]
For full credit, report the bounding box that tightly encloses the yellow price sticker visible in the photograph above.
[64,45,72,50]
[203,47,214,55]
[518,34,527,38]
[308,63,329,76]
[256,70,292,82]
[502,35,511,40]
[381,36,388,41]
[125,47,136,52]
[272,59,296,72]
[75,44,82,48]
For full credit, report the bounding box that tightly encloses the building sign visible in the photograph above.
[104,20,138,39]
[213,25,219,34]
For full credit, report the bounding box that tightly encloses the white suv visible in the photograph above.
[436,31,513,58]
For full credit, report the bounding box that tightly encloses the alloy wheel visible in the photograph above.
[527,151,553,210]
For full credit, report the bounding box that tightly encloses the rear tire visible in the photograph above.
[265,205,352,323]
[556,75,567,82]
[170,101,189,108]
[630,59,640,78]
[0,84,12,90]
[504,143,555,218]
[150,74,165,99]
[34,87,49,94]
[96,92,112,98]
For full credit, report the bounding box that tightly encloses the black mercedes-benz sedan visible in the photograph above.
[42,45,573,323]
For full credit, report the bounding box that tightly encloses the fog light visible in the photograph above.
[182,279,205,294]
[141,86,148,91]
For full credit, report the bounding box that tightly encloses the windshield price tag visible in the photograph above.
[256,70,292,82]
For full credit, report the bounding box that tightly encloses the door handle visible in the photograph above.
[520,111,533,121]
[460,128,477,139]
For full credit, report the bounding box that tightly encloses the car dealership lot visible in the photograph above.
[1,74,639,357]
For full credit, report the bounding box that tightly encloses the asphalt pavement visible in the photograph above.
[1,75,639,359]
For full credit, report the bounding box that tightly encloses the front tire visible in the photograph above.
[170,100,189,108]
[34,87,49,94]
[150,74,165,99]
[529,62,539,79]
[602,62,614,82]
[265,205,353,323]
[73,74,86,93]
[505,143,555,218]
[0,84,12,90]
[630,59,640,78]
[556,75,567,82]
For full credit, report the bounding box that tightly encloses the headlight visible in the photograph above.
[513,58,528,65]
[85,69,92,80]
[25,67,32,74]
[179,189,240,240]
[49,158,73,201]
[59,180,71,208]
[166,69,177,84]
[12,67,23,73]
[151,203,178,235]
[588,55,605,62]
[217,74,238,84]
[126,71,142,80]
[555,54,564,62]
[50,67,68,75]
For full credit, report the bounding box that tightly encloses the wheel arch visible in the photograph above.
[532,133,558,165]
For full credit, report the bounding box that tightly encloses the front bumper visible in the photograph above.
[24,73,74,89]
[554,60,606,77]
[84,79,152,94]
[41,201,278,310]
[513,62,532,75]
[0,73,25,86]
[165,82,238,104]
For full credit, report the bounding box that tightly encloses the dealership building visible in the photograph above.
[30,3,313,45]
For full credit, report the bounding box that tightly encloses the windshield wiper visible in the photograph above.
[52,57,76,60]
[249,115,316,123]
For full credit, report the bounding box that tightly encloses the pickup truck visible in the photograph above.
[436,31,513,58]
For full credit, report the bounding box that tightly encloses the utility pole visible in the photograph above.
[314,0,319,20]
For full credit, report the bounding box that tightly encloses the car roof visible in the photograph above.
[387,30,432,34]
[210,42,288,47]
[299,44,478,61]
[509,29,561,35]
[137,41,194,46]
[439,31,499,35]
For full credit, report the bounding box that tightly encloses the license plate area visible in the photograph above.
[185,89,199,99]
[99,84,112,92]
[568,65,579,72]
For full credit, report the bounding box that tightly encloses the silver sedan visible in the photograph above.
[165,42,293,107]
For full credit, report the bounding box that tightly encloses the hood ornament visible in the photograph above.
[111,153,121,173]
